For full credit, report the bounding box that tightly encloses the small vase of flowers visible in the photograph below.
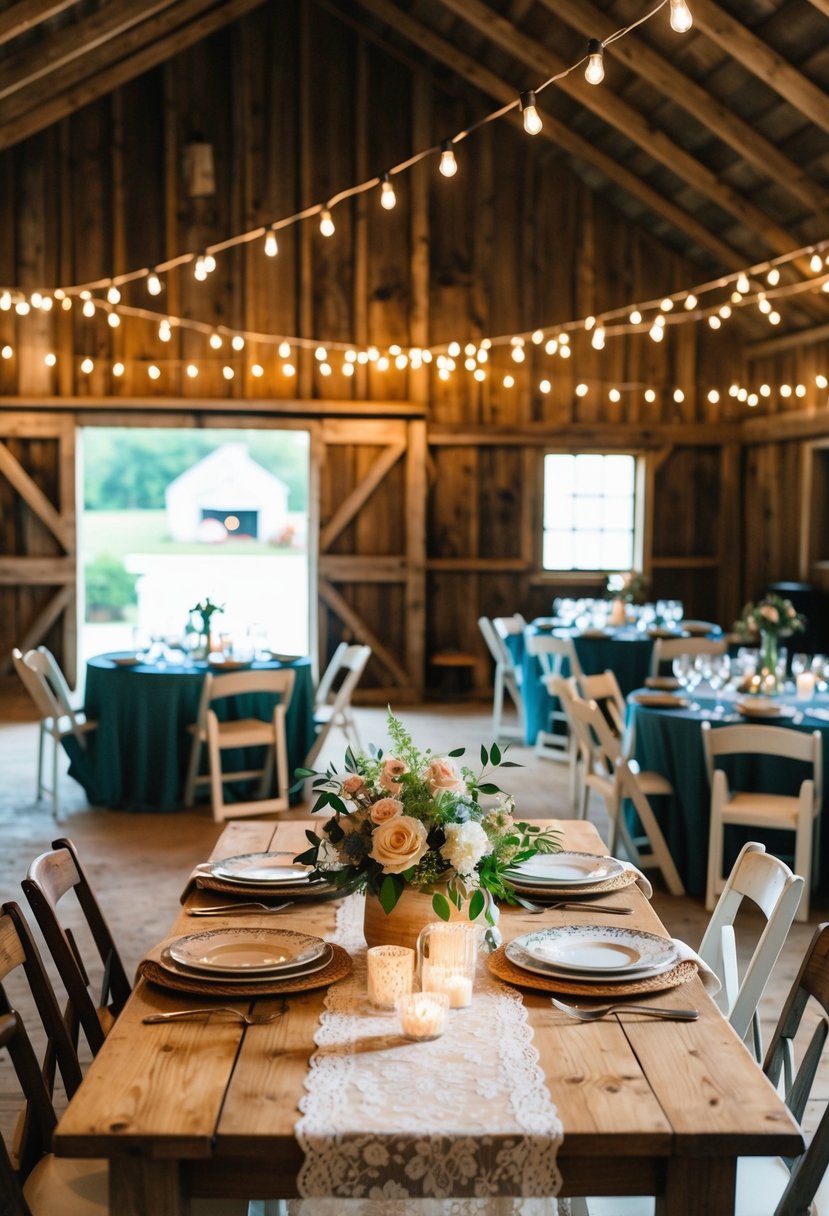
[294,712,560,949]
[188,597,224,660]
[735,594,805,695]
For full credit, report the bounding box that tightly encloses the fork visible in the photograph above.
[514,895,634,916]
[143,1006,283,1025]
[551,997,698,1021]
[187,901,293,916]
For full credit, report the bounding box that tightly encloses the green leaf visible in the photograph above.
[490,742,502,766]
[328,794,348,815]
[293,767,316,778]
[480,744,488,766]
[305,828,319,844]
[499,761,522,768]
[379,875,403,914]
[468,889,485,921]
[431,892,451,921]
[447,747,465,757]
[293,846,317,866]
[477,782,500,794]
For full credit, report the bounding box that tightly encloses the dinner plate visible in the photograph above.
[504,851,624,887]
[210,853,315,885]
[644,676,681,690]
[578,628,611,639]
[158,941,334,985]
[508,925,677,976]
[207,658,252,670]
[267,652,302,663]
[630,693,689,709]
[736,699,792,719]
[504,939,680,983]
[168,927,324,974]
[111,655,142,667]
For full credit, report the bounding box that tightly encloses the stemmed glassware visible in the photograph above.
[672,654,702,710]
[699,653,731,715]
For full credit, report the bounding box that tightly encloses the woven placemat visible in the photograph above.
[140,942,352,997]
[183,873,344,902]
[507,868,640,899]
[487,946,696,997]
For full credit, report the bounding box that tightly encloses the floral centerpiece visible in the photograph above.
[188,597,224,659]
[606,570,647,604]
[734,593,805,694]
[294,712,560,948]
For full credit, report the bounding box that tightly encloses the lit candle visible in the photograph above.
[422,964,473,1009]
[797,672,816,700]
[366,945,415,1010]
[397,992,449,1040]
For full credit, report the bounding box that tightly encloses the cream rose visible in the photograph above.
[342,774,366,796]
[370,797,403,824]
[369,814,428,873]
[424,757,466,796]
[760,605,779,624]
[379,757,408,794]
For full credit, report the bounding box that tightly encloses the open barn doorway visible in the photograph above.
[78,426,310,666]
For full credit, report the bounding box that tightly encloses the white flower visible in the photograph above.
[441,820,491,878]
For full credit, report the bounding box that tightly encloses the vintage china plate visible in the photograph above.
[505,851,624,887]
[168,928,325,974]
[630,693,689,709]
[505,938,679,983]
[159,941,334,984]
[736,699,791,719]
[210,853,315,885]
[509,925,677,976]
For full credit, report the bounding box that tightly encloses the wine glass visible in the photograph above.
[672,654,691,696]
[702,653,731,715]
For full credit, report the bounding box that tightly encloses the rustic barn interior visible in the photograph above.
[2,0,829,1212]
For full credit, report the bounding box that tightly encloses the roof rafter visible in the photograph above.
[541,0,827,221]
[0,0,82,49]
[348,0,747,269]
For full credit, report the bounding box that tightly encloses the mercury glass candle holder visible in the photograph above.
[397,991,450,1041]
[366,945,415,1010]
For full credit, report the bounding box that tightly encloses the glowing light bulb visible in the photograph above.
[645,388,656,403]
[194,255,208,281]
[147,272,162,296]
[376,356,389,371]
[531,330,544,345]
[45,352,56,367]
[767,267,780,286]
[264,229,278,257]
[609,388,621,403]
[282,362,296,377]
[585,315,596,330]
[0,292,10,310]
[319,208,335,237]
[545,338,558,354]
[223,366,234,380]
[559,345,571,359]
[811,253,823,273]
[511,344,525,363]
[148,365,160,380]
[661,298,674,312]
[395,354,408,369]
[112,361,125,377]
[760,383,771,396]
[186,364,199,378]
[15,301,29,316]
[748,393,758,407]
[719,304,731,318]
[684,294,697,309]
[438,367,450,382]
[473,367,486,382]
[80,357,93,374]
[204,254,216,273]
[439,140,458,177]
[61,297,72,311]
[731,291,743,304]
[673,388,684,403]
[503,374,515,388]
[817,374,828,390]
[231,336,245,351]
[630,310,642,325]
[738,388,748,402]
[796,383,807,398]
[707,389,720,404]
[575,382,588,397]
[584,40,605,86]
[0,345,12,359]
[669,0,693,33]
[758,296,772,314]
[649,323,664,342]
[591,326,605,350]
[465,357,476,371]
[539,379,551,394]
[448,341,461,358]
[107,284,121,304]
[708,316,721,329]
[343,362,355,377]
[520,89,543,133]
[107,312,120,328]
[315,346,327,362]
[278,341,291,359]
[769,311,781,325]
[209,333,223,350]
[380,174,396,210]
[159,320,172,341]
[30,293,42,308]
[736,273,750,294]
[40,296,53,311]
[781,384,792,397]
[559,332,570,345]
[252,364,264,378]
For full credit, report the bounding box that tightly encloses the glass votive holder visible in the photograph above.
[366,945,415,1011]
[421,963,474,1009]
[397,991,449,1041]
[417,922,478,1009]
[797,672,816,700]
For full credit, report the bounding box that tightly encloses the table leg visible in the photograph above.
[109,1159,188,1215]
[656,1157,737,1216]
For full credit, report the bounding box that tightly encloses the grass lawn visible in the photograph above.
[82,510,304,559]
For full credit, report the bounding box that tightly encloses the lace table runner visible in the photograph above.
[290,894,564,1216]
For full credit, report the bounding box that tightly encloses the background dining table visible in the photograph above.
[54,817,801,1216]
[69,653,315,811]
[629,690,829,895]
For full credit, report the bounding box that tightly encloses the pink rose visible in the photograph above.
[379,757,408,794]
[369,814,428,873]
[342,775,366,796]
[424,757,465,796]
[760,605,779,624]
[370,797,403,824]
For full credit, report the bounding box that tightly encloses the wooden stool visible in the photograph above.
[429,651,480,700]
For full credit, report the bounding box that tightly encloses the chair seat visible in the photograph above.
[723,791,803,828]
[212,717,276,747]
[637,771,674,796]
[24,1154,251,1215]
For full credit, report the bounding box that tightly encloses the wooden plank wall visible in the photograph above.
[0,1,767,695]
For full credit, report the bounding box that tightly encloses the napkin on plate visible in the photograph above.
[670,939,721,996]
[622,863,653,900]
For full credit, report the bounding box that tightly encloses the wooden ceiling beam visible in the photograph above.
[349,0,747,269]
[0,0,180,104]
[804,0,829,17]
[0,0,269,152]
[539,0,827,221]
[0,0,82,49]
[434,0,817,267]
[690,0,829,137]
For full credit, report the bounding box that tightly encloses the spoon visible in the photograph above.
[551,997,698,1022]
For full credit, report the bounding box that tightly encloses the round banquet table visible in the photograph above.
[70,653,315,812]
[629,691,829,896]
[518,622,655,746]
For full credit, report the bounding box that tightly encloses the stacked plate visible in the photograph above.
[196,851,338,899]
[505,924,678,985]
[505,851,626,895]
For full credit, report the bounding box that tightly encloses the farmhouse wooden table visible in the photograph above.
[53,819,802,1215]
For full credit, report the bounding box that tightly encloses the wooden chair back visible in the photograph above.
[203,666,296,715]
[21,838,130,1058]
[651,635,727,676]
[702,722,823,810]
[526,632,584,682]
[577,669,626,736]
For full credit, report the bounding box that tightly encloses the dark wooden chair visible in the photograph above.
[21,838,130,1057]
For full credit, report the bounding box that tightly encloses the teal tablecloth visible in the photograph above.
[71,654,315,812]
[630,693,829,895]
[519,624,655,746]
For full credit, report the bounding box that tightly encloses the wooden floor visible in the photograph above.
[1,679,827,1185]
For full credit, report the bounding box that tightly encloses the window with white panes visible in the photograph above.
[542,452,637,571]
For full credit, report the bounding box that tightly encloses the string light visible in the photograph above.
[503,374,515,388]
[520,90,543,133]
[80,357,93,374]
[439,141,458,178]
[112,361,124,377]
[319,208,335,237]
[264,228,278,257]
[148,364,161,380]
[669,0,693,33]
[767,267,780,286]
[147,272,162,296]
[1,345,13,359]
[107,312,120,328]
[584,41,605,86]
[231,335,245,351]
[811,253,823,273]
[736,273,750,294]
[380,173,396,210]
[223,366,234,380]
[45,352,56,367]
[575,382,589,397]
[684,294,697,309]
[106,284,121,305]
[251,363,264,377]
[186,363,199,378]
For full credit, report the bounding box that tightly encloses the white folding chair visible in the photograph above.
[184,668,295,822]
[577,669,626,737]
[547,675,588,814]
[650,634,727,678]
[702,720,822,921]
[478,616,524,741]
[304,644,371,767]
[526,632,583,760]
[568,696,684,894]
[11,647,97,822]
[699,841,803,1060]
